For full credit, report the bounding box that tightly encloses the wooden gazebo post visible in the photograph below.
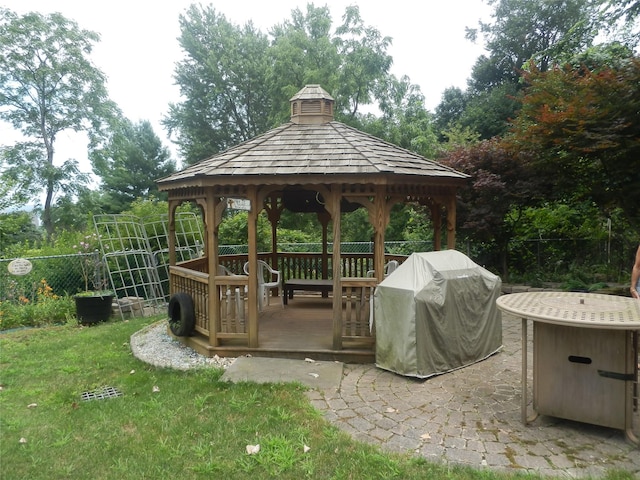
[246,186,259,347]
[446,195,457,250]
[429,201,442,251]
[318,211,330,280]
[206,193,222,347]
[265,195,282,269]
[328,185,343,350]
[372,185,387,281]
[167,200,178,268]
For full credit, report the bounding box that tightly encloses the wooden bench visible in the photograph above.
[283,278,333,304]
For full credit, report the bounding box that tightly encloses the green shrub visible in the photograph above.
[0,279,76,330]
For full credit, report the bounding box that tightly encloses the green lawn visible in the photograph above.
[0,317,633,480]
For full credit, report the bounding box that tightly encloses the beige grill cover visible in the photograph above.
[375,250,502,378]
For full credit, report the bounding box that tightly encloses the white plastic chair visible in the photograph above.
[367,260,399,278]
[243,260,284,309]
[384,260,399,276]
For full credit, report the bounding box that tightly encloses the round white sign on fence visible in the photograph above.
[7,258,33,276]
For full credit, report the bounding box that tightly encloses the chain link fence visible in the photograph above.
[0,253,104,303]
[2,237,631,303]
[506,236,633,282]
[457,235,634,282]
[220,241,432,255]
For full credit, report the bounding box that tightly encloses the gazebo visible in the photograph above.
[157,85,468,361]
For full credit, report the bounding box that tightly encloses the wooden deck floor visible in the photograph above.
[259,296,335,349]
[181,294,375,363]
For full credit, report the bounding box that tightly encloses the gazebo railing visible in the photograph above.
[170,265,249,341]
[338,277,378,349]
[169,265,209,335]
[214,275,248,341]
[279,253,327,279]
[172,253,403,351]
[216,252,405,280]
[177,256,208,273]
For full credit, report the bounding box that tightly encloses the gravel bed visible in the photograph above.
[130,321,236,370]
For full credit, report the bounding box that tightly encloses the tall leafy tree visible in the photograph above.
[467,0,602,88]
[434,87,468,137]
[260,4,393,126]
[92,119,176,213]
[166,3,403,165]
[437,0,604,139]
[458,82,521,139]
[165,5,272,164]
[267,4,343,124]
[0,9,118,241]
[331,5,393,121]
[363,75,438,159]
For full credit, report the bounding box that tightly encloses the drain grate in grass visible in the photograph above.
[81,386,123,401]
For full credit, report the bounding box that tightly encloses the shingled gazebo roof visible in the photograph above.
[157,85,468,190]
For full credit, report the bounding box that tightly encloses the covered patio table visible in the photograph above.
[496,291,640,445]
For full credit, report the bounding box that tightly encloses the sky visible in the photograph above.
[2,0,492,177]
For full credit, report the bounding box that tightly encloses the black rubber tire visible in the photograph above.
[168,292,195,337]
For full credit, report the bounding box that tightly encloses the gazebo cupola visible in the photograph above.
[289,84,334,124]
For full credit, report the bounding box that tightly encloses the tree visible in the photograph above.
[339,209,373,244]
[362,76,438,159]
[467,0,602,88]
[267,4,343,125]
[600,0,640,47]
[0,9,118,241]
[459,82,521,139]
[218,211,270,251]
[568,41,636,70]
[165,5,272,165]
[166,4,402,164]
[440,139,540,277]
[0,211,41,256]
[507,57,640,227]
[434,87,468,137]
[49,188,108,233]
[330,5,393,121]
[445,0,604,139]
[92,119,176,213]
[265,4,393,126]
